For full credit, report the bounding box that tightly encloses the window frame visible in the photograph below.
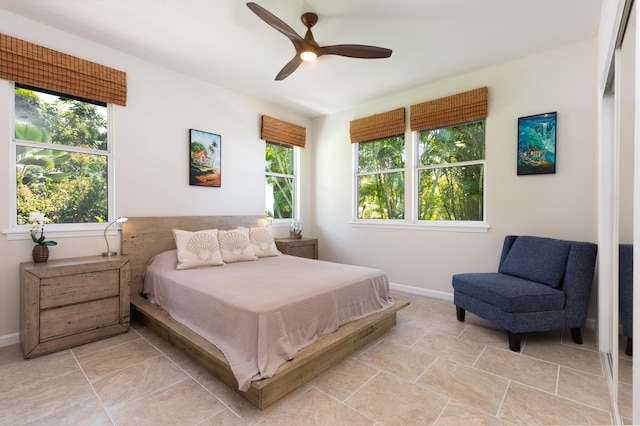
[6,82,115,240]
[352,135,406,223]
[265,141,299,226]
[351,123,489,233]
[414,119,487,225]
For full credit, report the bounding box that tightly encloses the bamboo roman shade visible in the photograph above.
[261,115,306,148]
[350,107,405,143]
[410,86,487,131]
[0,33,127,106]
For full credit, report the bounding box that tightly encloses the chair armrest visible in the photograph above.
[562,242,597,327]
[620,244,633,337]
[498,235,518,270]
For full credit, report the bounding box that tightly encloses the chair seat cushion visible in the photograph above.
[499,236,570,288]
[452,272,565,313]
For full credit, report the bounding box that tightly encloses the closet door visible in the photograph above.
[617,3,635,421]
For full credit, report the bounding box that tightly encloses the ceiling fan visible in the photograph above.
[246,2,392,81]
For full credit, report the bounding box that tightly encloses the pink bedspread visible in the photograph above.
[143,251,393,391]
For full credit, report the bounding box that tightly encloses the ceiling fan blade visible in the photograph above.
[317,44,392,59]
[275,56,303,81]
[246,2,304,45]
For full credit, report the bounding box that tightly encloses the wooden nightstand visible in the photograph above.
[275,237,318,259]
[20,255,130,358]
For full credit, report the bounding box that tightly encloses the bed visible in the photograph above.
[121,216,409,409]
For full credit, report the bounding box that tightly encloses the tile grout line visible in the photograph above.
[70,348,117,426]
[73,332,189,420]
[134,330,238,421]
[494,379,512,421]
[308,383,380,424]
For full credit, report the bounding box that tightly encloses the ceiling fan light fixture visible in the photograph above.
[300,50,317,62]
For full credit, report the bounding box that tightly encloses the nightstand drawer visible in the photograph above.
[288,244,316,259]
[275,238,318,259]
[40,296,120,341]
[40,270,120,309]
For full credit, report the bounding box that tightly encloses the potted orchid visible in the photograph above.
[29,211,57,263]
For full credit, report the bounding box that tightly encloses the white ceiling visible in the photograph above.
[0,0,602,117]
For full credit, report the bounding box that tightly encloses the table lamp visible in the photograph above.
[102,216,128,256]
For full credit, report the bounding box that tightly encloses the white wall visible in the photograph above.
[0,10,311,343]
[310,40,598,305]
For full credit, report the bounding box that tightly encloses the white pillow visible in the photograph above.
[218,228,258,263]
[173,228,224,270]
[249,227,280,257]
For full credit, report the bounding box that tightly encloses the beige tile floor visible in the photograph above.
[0,290,615,425]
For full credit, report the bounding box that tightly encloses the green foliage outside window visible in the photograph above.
[356,136,405,219]
[265,142,294,219]
[15,86,109,225]
[417,121,485,221]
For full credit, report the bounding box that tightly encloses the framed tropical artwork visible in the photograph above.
[517,112,557,175]
[189,129,221,187]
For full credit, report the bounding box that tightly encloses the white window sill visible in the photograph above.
[270,219,294,228]
[3,224,119,241]
[350,220,490,233]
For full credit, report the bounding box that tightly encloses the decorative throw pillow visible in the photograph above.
[249,227,280,257]
[218,228,258,263]
[173,228,224,270]
[499,236,570,288]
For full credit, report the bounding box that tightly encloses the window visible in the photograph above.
[351,88,487,228]
[355,135,405,219]
[416,120,485,221]
[265,141,295,219]
[13,84,110,226]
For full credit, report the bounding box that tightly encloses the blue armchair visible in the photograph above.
[452,235,598,352]
[620,244,633,356]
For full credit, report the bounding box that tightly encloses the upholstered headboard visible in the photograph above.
[121,215,267,295]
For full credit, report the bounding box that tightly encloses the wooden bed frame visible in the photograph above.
[121,216,409,410]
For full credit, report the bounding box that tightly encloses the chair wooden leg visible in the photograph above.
[570,328,583,345]
[626,337,633,357]
[456,306,465,322]
[508,331,521,352]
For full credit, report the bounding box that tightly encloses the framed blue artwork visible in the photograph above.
[517,112,557,175]
[189,129,221,187]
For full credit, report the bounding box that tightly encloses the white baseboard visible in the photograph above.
[0,332,19,348]
[390,282,596,330]
[389,282,453,301]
